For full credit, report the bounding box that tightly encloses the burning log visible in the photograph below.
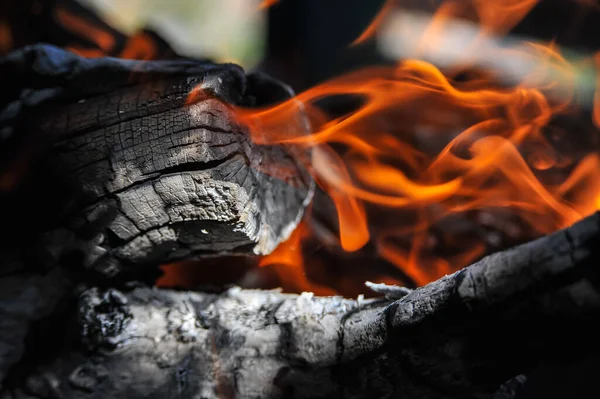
[2,212,599,398]
[0,44,312,386]
[1,2,599,394]
[0,45,313,273]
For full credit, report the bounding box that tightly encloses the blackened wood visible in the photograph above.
[4,213,599,398]
[0,45,313,387]
[0,45,313,276]
[0,269,71,388]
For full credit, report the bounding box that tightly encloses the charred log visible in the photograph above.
[0,44,313,387]
[3,212,599,398]
[0,44,313,275]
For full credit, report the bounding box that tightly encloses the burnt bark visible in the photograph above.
[0,44,313,387]
[1,45,599,399]
[1,45,313,273]
[3,212,599,399]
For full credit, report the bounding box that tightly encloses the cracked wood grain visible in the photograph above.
[0,45,312,390]
[1,45,314,277]
[4,213,600,399]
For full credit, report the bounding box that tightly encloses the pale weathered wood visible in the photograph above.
[4,213,599,399]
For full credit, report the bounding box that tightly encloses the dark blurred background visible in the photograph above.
[4,0,600,92]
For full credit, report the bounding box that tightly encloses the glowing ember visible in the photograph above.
[258,0,280,10]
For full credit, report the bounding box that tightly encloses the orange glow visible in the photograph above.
[594,53,600,129]
[413,1,465,58]
[52,7,162,60]
[259,219,337,296]
[64,32,159,60]
[54,7,115,52]
[408,0,541,69]
[353,0,540,54]
[472,0,539,35]
[258,0,280,10]
[119,32,157,60]
[64,47,107,58]
[0,22,12,54]
[230,1,600,288]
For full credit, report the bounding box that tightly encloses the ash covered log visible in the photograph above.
[4,212,600,398]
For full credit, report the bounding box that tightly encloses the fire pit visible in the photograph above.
[1,0,600,398]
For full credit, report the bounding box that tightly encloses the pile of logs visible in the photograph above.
[1,1,599,398]
[0,42,598,399]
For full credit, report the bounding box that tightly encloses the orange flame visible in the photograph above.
[352,0,540,48]
[258,219,337,295]
[351,0,396,46]
[258,0,280,10]
[37,0,600,293]
[51,7,166,60]
[231,1,600,291]
[54,7,115,53]
[471,0,539,35]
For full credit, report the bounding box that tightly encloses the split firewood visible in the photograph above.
[2,212,599,398]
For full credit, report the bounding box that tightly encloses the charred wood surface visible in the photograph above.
[1,45,313,272]
[0,45,312,387]
[3,213,599,398]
